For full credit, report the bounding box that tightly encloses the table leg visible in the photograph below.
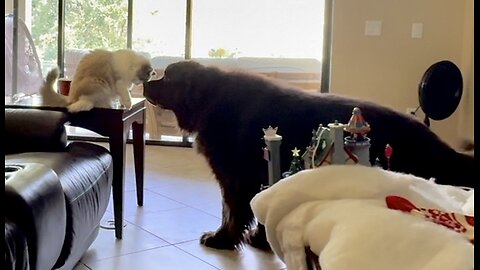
[109,124,128,239]
[132,119,145,206]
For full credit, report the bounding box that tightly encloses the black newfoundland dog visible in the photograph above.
[143,61,474,251]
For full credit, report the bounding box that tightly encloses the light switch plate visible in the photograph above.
[412,23,423,39]
[365,20,382,36]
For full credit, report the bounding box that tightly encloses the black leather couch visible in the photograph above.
[5,108,113,270]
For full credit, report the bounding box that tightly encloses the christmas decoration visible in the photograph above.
[385,144,393,170]
[344,107,372,166]
[282,147,304,178]
[344,107,371,141]
[263,126,282,186]
[263,107,377,185]
[262,125,279,138]
[302,124,335,169]
[386,195,474,244]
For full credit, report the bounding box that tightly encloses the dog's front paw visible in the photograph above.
[200,231,238,250]
[245,225,272,252]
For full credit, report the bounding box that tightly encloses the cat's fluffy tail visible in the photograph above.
[40,67,68,107]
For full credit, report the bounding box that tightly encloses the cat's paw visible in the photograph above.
[67,100,94,112]
[121,99,132,110]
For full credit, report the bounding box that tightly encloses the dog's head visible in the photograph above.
[143,61,204,111]
[112,49,156,85]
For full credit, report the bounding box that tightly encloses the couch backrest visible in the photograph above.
[5,108,68,154]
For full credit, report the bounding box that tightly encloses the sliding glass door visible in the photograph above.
[7,0,329,146]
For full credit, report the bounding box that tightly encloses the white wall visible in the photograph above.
[329,0,473,146]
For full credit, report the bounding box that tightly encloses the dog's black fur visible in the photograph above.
[143,61,475,251]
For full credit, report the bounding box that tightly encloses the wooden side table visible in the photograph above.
[5,96,146,239]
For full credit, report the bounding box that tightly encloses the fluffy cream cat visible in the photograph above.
[41,49,155,112]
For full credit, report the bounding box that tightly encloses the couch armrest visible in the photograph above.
[5,108,69,154]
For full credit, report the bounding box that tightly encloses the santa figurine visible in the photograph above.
[344,107,371,141]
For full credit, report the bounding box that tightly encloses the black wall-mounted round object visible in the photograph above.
[418,60,463,121]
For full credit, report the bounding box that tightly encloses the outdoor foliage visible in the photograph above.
[208,48,238,58]
[31,0,127,71]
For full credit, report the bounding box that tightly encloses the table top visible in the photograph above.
[5,94,145,112]
[5,95,146,137]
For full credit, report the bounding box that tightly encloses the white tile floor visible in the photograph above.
[74,144,286,270]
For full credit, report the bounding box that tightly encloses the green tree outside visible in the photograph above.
[208,48,238,58]
[30,0,241,73]
[31,0,128,72]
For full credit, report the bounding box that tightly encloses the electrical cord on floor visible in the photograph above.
[100,220,127,230]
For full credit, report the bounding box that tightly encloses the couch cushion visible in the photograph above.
[5,108,68,154]
[5,218,30,270]
[5,163,66,270]
[5,142,113,269]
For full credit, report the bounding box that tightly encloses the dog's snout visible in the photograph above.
[143,77,163,99]
[143,82,152,100]
[143,78,164,107]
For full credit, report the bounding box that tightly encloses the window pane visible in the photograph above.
[192,0,324,60]
[132,0,187,142]
[191,0,324,91]
[64,0,128,78]
[66,0,128,50]
[132,0,186,58]
[31,0,59,79]
[5,14,15,96]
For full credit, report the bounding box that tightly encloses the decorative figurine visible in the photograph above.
[282,147,304,178]
[262,125,279,139]
[385,144,393,170]
[344,107,371,141]
[263,107,375,184]
[344,107,372,166]
[327,120,347,165]
[301,119,362,168]
[262,126,282,186]
[302,124,332,168]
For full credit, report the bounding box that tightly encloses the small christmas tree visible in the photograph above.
[282,147,304,178]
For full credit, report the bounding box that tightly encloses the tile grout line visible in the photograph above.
[145,187,222,220]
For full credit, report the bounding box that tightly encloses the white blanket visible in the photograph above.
[250,165,474,270]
